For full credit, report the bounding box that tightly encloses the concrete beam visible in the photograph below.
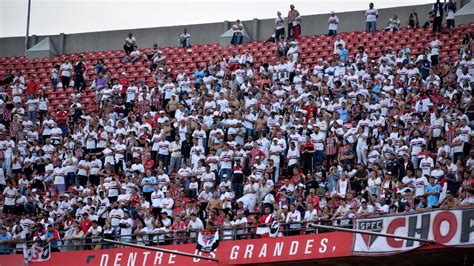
[59,33,65,55]
[252,18,259,41]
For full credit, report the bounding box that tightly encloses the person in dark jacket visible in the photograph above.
[445,0,457,29]
[432,0,444,33]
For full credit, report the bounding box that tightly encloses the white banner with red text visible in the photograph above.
[353,208,474,253]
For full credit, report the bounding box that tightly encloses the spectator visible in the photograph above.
[407,10,420,29]
[292,15,302,42]
[430,34,442,66]
[124,32,136,56]
[432,0,444,33]
[275,11,285,42]
[51,64,60,90]
[230,20,243,46]
[333,35,346,52]
[328,11,339,36]
[95,59,105,74]
[0,226,12,255]
[287,4,300,39]
[365,2,379,34]
[445,0,456,30]
[423,10,435,29]
[60,58,73,89]
[73,55,87,92]
[45,224,61,252]
[178,28,191,48]
[385,14,400,32]
[122,45,142,63]
[0,7,473,253]
[26,76,40,98]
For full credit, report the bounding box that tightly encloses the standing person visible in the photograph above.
[73,56,87,92]
[178,28,191,48]
[230,20,243,46]
[50,64,60,90]
[26,76,40,97]
[292,15,302,42]
[26,96,39,125]
[365,2,379,34]
[328,11,339,36]
[275,11,285,42]
[287,4,300,39]
[432,0,444,33]
[407,10,419,29]
[445,0,456,30]
[168,136,182,175]
[124,33,136,56]
[430,34,442,66]
[60,58,73,89]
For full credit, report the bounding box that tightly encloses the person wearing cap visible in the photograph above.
[328,11,339,36]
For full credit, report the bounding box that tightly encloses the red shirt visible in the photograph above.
[56,111,69,125]
[130,193,140,206]
[26,81,40,95]
[171,221,187,230]
[303,104,318,122]
[119,78,129,93]
[306,195,321,211]
[144,159,155,173]
[259,214,273,225]
[145,119,155,128]
[80,219,92,233]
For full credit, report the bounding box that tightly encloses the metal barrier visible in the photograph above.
[0,219,354,254]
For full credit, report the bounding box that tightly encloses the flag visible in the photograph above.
[25,243,51,263]
[196,230,219,253]
[256,221,280,237]
[269,221,280,237]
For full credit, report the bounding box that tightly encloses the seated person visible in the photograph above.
[178,28,191,48]
[385,14,400,32]
[122,45,142,63]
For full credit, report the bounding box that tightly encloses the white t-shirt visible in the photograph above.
[61,63,73,77]
[3,187,17,206]
[430,40,441,56]
[328,15,339,30]
[365,8,379,22]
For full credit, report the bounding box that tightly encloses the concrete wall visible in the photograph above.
[0,1,472,58]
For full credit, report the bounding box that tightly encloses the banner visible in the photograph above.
[25,243,51,262]
[196,230,219,253]
[0,232,353,266]
[256,221,280,237]
[353,208,474,253]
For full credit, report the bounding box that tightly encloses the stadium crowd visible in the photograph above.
[0,2,473,255]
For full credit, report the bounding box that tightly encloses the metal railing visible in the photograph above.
[0,219,353,254]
